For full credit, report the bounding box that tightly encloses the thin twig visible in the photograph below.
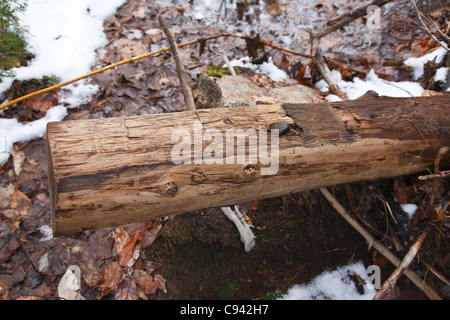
[434,146,449,174]
[373,232,427,300]
[319,187,442,300]
[409,0,450,52]
[418,169,450,181]
[307,0,390,99]
[314,51,346,99]
[421,260,450,286]
[210,48,250,105]
[159,15,196,111]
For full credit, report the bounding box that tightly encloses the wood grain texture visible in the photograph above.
[47,94,450,236]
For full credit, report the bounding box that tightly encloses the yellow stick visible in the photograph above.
[0,33,310,111]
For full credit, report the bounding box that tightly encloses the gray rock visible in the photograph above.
[196,73,317,109]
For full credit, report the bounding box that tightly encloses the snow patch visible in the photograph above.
[0,106,68,165]
[0,0,126,166]
[316,69,424,100]
[38,224,54,242]
[279,261,377,300]
[228,56,288,82]
[400,203,418,219]
[403,46,447,80]
[435,67,449,83]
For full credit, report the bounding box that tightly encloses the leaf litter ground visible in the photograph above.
[0,0,449,300]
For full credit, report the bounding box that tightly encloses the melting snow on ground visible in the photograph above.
[400,203,418,219]
[279,261,378,300]
[228,56,289,82]
[316,69,425,100]
[403,45,447,80]
[0,0,126,165]
[316,45,449,101]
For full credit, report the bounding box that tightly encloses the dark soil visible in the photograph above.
[147,189,378,299]
[145,182,438,300]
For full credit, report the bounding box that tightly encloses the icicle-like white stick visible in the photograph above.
[221,206,255,252]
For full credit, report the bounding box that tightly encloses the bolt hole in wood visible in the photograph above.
[163,180,178,197]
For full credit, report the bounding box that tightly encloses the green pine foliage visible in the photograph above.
[0,0,32,80]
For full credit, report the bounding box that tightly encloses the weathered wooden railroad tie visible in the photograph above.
[46,92,450,236]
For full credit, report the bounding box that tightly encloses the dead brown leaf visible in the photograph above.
[10,188,31,216]
[114,277,139,300]
[245,35,262,59]
[154,274,167,294]
[133,269,158,296]
[120,231,139,266]
[145,28,164,43]
[12,145,24,176]
[140,221,162,249]
[0,234,21,263]
[7,266,27,288]
[98,261,124,297]
[246,74,273,89]
[0,183,14,208]
[71,246,102,287]
[95,237,114,261]
[23,90,59,114]
[113,226,129,257]
[410,36,434,58]
[111,38,147,61]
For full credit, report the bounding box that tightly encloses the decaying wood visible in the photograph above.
[319,188,442,300]
[159,15,196,111]
[373,232,427,300]
[46,94,450,236]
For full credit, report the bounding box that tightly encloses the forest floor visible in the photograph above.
[0,0,449,300]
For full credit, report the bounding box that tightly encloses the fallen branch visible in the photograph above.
[319,187,442,300]
[418,169,450,181]
[159,15,196,111]
[373,232,427,300]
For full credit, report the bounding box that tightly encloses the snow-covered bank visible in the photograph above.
[0,0,125,165]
